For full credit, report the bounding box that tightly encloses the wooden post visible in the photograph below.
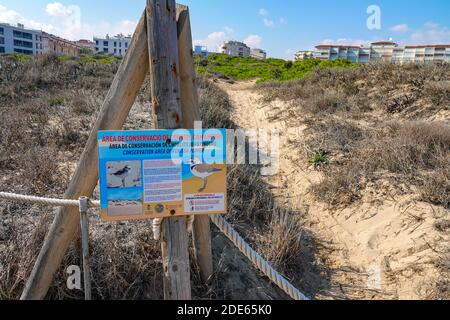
[176,4,213,283]
[78,197,92,300]
[21,13,150,300]
[146,0,191,300]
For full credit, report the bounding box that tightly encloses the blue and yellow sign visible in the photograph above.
[98,129,227,221]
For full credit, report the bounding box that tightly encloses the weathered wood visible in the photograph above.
[146,0,191,300]
[176,4,213,283]
[20,13,150,300]
[176,4,201,127]
[79,197,91,300]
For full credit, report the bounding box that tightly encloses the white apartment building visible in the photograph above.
[294,50,314,61]
[251,48,267,60]
[0,23,44,55]
[312,41,450,63]
[220,41,251,57]
[94,34,131,57]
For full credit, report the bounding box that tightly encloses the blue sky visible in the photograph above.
[1,1,449,59]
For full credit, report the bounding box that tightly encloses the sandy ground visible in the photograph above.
[108,201,143,216]
[218,79,448,300]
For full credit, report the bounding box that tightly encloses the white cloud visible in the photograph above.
[0,4,136,41]
[263,18,274,28]
[194,29,262,51]
[259,8,269,16]
[46,2,71,18]
[114,20,137,36]
[194,27,234,52]
[244,34,262,48]
[0,4,56,33]
[224,26,234,34]
[410,22,450,44]
[390,24,409,33]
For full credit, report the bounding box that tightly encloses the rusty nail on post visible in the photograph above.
[79,197,92,300]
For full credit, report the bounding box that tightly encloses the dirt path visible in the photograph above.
[218,80,447,300]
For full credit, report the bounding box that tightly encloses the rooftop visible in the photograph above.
[315,42,450,50]
[315,45,361,49]
[0,22,43,33]
[94,34,132,40]
[371,41,398,46]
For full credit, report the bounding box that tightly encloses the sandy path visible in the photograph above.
[219,80,447,300]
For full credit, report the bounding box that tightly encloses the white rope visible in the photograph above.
[0,191,308,300]
[0,192,100,208]
[210,215,310,301]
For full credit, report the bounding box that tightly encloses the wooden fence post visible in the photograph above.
[20,13,150,300]
[146,0,191,300]
[78,197,92,300]
[176,4,213,283]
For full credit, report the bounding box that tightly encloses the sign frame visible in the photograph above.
[98,129,227,221]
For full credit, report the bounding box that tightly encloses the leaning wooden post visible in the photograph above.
[146,0,191,300]
[21,13,150,300]
[176,4,213,283]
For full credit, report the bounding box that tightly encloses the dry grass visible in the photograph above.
[259,62,450,209]
[0,55,312,300]
[311,121,450,208]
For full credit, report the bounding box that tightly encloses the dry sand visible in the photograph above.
[218,79,448,300]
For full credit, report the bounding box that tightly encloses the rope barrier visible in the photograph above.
[210,215,309,301]
[0,191,309,301]
[0,192,100,208]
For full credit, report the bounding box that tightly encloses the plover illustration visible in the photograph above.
[190,159,222,192]
[112,165,132,188]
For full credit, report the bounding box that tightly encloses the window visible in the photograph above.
[0,27,4,35]
[95,40,99,45]
[13,30,32,40]
[103,48,108,53]
[0,47,4,53]
[14,48,33,55]
[103,41,108,47]
[14,39,33,48]
[95,47,99,51]
[119,49,122,55]
[114,48,117,54]
[0,37,4,45]
[125,42,128,48]
[119,42,122,48]
[114,42,117,47]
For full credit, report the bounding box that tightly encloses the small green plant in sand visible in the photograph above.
[310,149,330,167]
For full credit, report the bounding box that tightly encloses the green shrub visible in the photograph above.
[196,53,354,83]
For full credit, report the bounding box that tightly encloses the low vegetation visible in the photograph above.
[258,62,450,209]
[0,54,314,300]
[195,53,354,82]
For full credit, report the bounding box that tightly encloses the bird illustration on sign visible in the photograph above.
[190,159,222,192]
[112,165,132,188]
[106,161,141,188]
